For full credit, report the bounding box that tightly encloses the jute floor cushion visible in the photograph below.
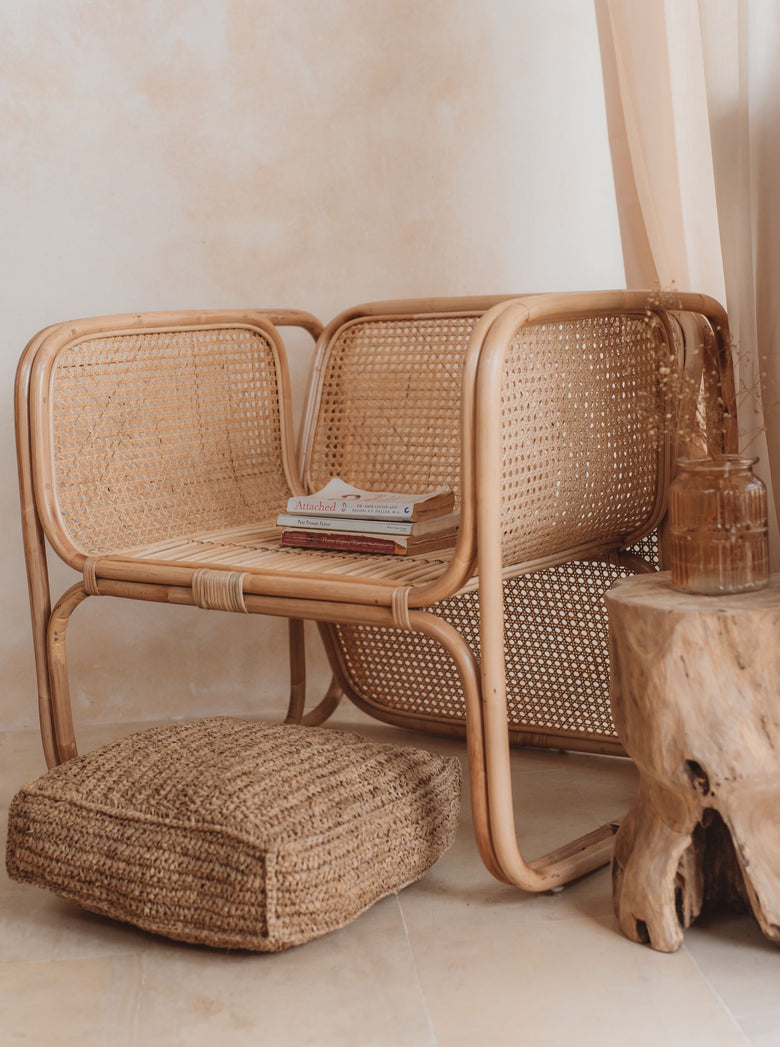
[5,717,462,951]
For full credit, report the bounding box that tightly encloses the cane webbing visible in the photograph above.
[49,325,291,554]
[498,315,666,566]
[307,314,479,499]
[333,551,657,747]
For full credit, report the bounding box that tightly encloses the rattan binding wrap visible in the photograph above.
[6,718,462,951]
[192,569,249,613]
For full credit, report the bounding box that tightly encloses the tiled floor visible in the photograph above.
[2,706,779,1046]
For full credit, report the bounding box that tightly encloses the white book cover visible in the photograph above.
[276,510,460,536]
[277,513,414,535]
[286,477,453,521]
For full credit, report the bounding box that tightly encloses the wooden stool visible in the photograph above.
[605,572,780,952]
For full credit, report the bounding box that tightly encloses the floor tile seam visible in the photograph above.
[682,943,753,1044]
[127,948,145,1047]
[400,906,619,938]
[728,1005,780,1021]
[511,909,620,933]
[725,1003,780,1023]
[0,948,149,970]
[396,894,440,1047]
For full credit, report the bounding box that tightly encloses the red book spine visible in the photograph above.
[280,530,404,555]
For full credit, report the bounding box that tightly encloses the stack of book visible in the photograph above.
[277,477,459,556]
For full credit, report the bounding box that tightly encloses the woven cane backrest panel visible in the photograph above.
[49,326,291,554]
[335,551,656,746]
[499,314,666,566]
[308,315,480,500]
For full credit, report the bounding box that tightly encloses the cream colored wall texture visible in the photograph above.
[1,0,624,733]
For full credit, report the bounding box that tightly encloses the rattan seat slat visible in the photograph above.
[103,521,455,591]
[16,293,736,894]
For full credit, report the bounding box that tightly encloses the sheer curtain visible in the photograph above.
[595,0,780,565]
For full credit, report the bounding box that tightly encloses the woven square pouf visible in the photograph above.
[5,718,462,951]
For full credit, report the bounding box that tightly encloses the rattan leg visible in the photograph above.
[22,531,57,770]
[316,612,510,884]
[479,695,619,889]
[17,333,59,769]
[300,676,345,726]
[475,332,622,890]
[284,619,344,726]
[284,618,307,723]
[47,583,90,765]
[477,575,619,888]
[402,612,510,885]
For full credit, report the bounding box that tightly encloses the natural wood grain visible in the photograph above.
[607,572,780,951]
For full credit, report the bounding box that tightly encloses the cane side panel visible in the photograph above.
[331,551,657,750]
[498,315,667,567]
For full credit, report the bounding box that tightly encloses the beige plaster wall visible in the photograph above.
[1,0,624,734]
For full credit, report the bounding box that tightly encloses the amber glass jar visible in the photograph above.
[668,456,769,595]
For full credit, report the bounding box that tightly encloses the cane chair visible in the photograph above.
[16,290,735,891]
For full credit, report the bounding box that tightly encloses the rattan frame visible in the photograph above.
[15,291,735,891]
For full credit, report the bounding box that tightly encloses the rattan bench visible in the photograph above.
[15,290,735,891]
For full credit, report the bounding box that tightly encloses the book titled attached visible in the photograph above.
[286,477,455,522]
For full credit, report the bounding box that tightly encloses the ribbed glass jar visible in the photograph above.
[668,456,769,594]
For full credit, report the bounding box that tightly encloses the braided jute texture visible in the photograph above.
[6,718,462,951]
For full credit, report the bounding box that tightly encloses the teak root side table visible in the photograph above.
[605,571,780,953]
